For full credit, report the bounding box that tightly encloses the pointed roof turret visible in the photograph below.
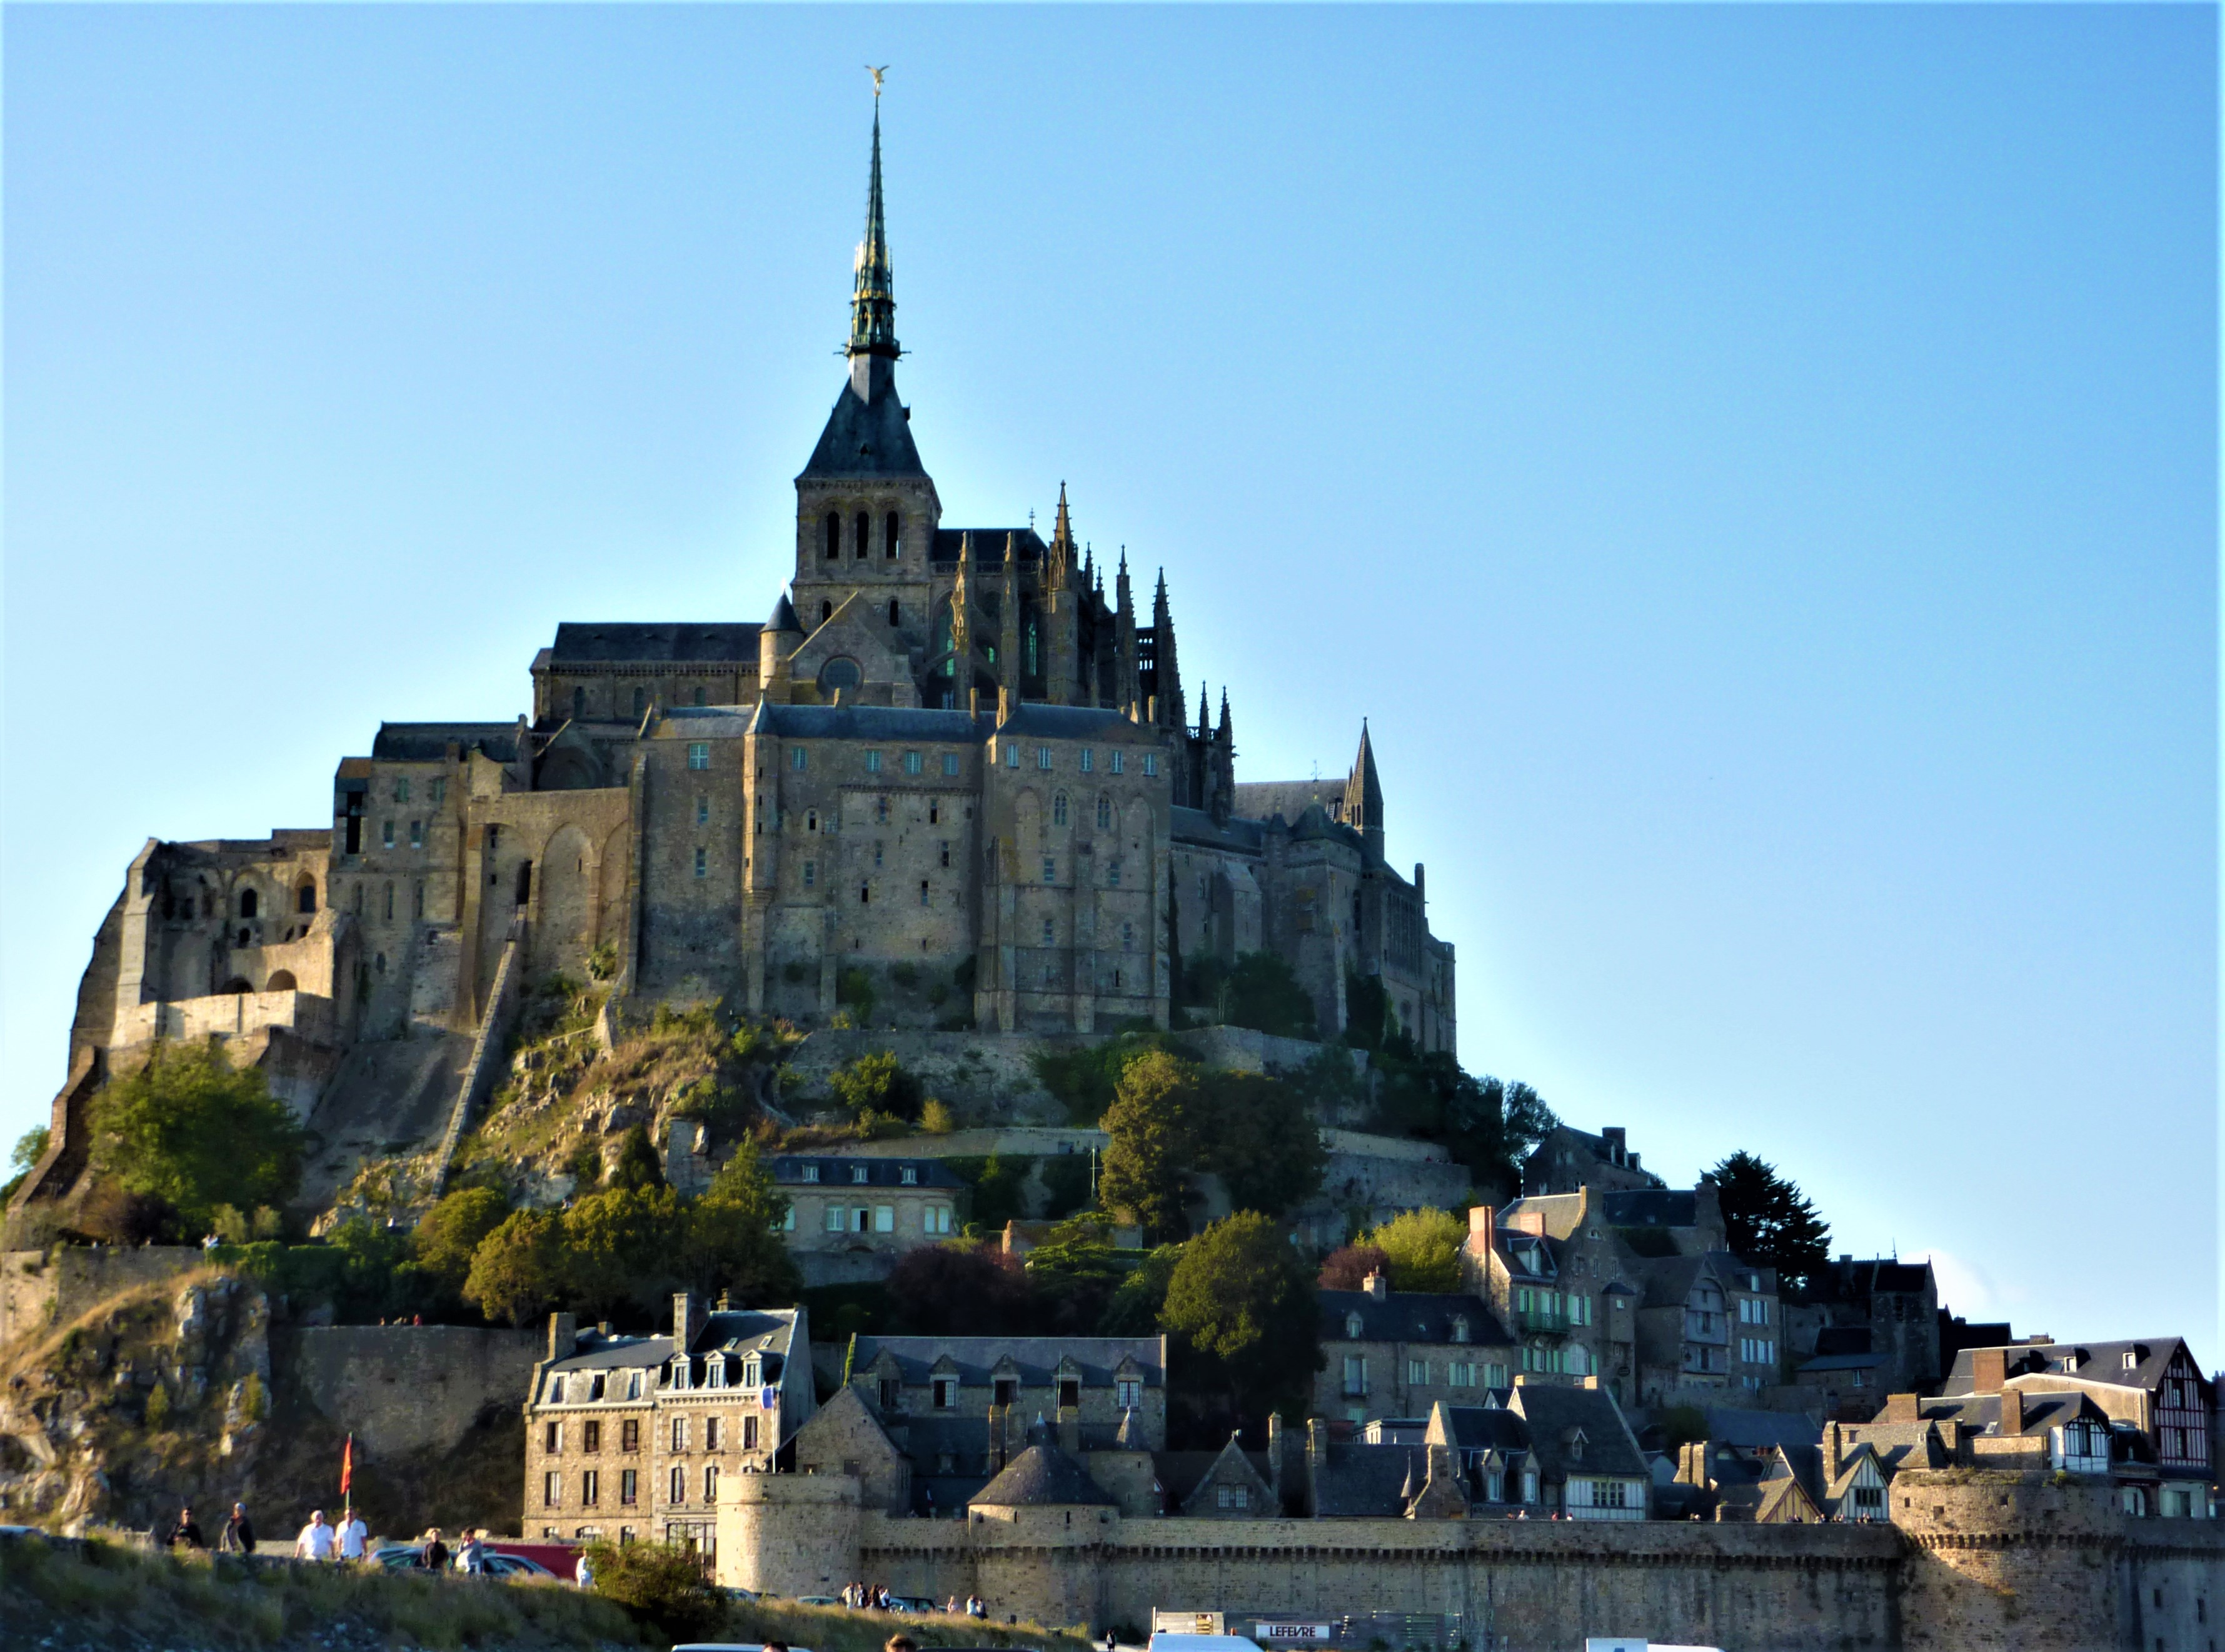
[1345,719,1385,853]
[767,589,802,635]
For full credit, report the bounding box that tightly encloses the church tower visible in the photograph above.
[788,96,943,658]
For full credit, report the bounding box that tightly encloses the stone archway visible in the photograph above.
[535,823,596,980]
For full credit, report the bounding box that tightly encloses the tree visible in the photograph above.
[1,1126,50,1204]
[610,1124,665,1191]
[1159,1213,1323,1428]
[1098,1050,1198,1241]
[1023,1215,1138,1336]
[882,1242,1036,1336]
[565,1184,686,1319]
[89,1041,306,1232]
[685,1140,800,1303]
[1098,1242,1182,1336]
[413,1187,511,1291]
[464,1208,569,1327]
[830,1050,923,1123]
[1187,952,1318,1040]
[1317,1243,1392,1291]
[1364,1208,1467,1293]
[1372,1054,1556,1203]
[1709,1151,1831,1291]
[1194,1071,1327,1218]
[580,1538,723,1641]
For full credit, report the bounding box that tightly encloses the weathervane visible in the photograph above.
[866,65,889,98]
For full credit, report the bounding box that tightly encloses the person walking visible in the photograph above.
[573,1550,594,1589]
[457,1531,485,1574]
[421,1528,449,1573]
[218,1503,256,1555]
[337,1509,368,1563]
[166,1506,205,1550]
[293,1511,334,1561]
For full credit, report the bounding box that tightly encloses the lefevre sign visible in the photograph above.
[1255,1626,1336,1643]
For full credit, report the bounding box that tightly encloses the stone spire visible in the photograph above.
[951,533,973,697]
[847,99,900,383]
[1151,568,1183,730]
[1115,550,1140,716]
[1047,481,1074,592]
[1345,720,1384,858]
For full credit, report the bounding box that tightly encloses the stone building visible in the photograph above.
[14,101,1459,1223]
[1313,1274,1515,1425]
[769,1154,968,1286]
[521,1295,814,1557]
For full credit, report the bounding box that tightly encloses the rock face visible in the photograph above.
[0,1271,272,1534]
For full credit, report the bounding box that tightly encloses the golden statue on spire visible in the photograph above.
[866,65,888,98]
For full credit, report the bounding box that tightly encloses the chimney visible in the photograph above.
[546,1312,578,1362]
[1602,1127,1626,1166]
[1824,1421,1843,1483]
[1362,1269,1389,1302]
[1467,1206,1496,1259]
[1972,1348,2007,1395]
[673,1291,705,1351]
[1999,1388,2024,1436]
[1881,1393,1921,1423]
[1267,1414,1285,1503]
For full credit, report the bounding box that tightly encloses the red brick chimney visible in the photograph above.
[1467,1205,1496,1261]
[1972,1348,2007,1394]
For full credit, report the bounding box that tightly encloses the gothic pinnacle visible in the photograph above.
[847,98,899,363]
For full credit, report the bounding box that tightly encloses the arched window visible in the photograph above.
[887,598,900,627]
[1053,793,1067,826]
[222,976,252,994]
[515,861,533,904]
[821,599,833,623]
[266,969,298,992]
[824,511,841,559]
[1023,608,1040,676]
[297,880,316,914]
[853,510,870,560]
[573,685,586,720]
[1097,796,1112,829]
[884,511,900,558]
[239,888,259,919]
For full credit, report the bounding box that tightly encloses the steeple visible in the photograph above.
[1115,551,1140,716]
[998,533,1022,714]
[847,98,900,389]
[1345,720,1385,858]
[1047,482,1074,592]
[1151,568,1182,730]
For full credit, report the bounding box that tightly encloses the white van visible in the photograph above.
[1149,1636,1265,1652]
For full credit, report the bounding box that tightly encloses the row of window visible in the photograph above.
[1520,1342,1590,1375]
[386,778,448,805]
[206,884,319,922]
[1736,1297,1772,1325]
[813,1203,956,1235]
[997,744,1157,778]
[1737,1337,1777,1366]
[543,1413,766,1455]
[543,1466,723,1510]
[910,1374,1138,1411]
[379,820,426,850]
[1340,1355,1512,1395]
[823,508,903,560]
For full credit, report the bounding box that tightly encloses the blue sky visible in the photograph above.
[3,6,2215,1352]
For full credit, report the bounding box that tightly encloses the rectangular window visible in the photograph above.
[1217,1486,1235,1509]
[926,1205,952,1234]
[803,860,816,888]
[866,750,883,773]
[704,1465,718,1503]
[1043,857,1056,884]
[825,1205,845,1233]
[1108,859,1121,887]
[670,1466,686,1504]
[583,1420,601,1453]
[621,1419,640,1453]
[545,1420,562,1454]
[409,820,423,849]
[671,1417,687,1453]
[688,743,710,770]
[1487,1363,1509,1388]
[801,1163,819,1183]
[543,1471,560,1508]
[1043,918,1056,946]
[1110,751,1125,774]
[851,1165,870,1183]
[781,1206,796,1231]
[1037,747,1053,770]
[395,778,411,803]
[582,1470,600,1506]
[1407,1358,1429,1386]
[792,747,808,771]
[1451,1361,1474,1388]
[942,752,960,776]
[900,1165,918,1185]
[620,1469,638,1506]
[381,819,394,849]
[1080,748,1094,773]
[743,1414,760,1450]
[1143,753,1158,777]
[1117,1378,1142,1409]
[693,847,707,878]
[696,796,710,825]
[920,880,930,906]
[874,1205,894,1232]
[429,777,446,806]
[705,1418,720,1451]
[933,1377,957,1410]
[1342,1356,1367,1397]
[905,750,923,774]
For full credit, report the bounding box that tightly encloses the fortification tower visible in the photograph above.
[719,1470,862,1598]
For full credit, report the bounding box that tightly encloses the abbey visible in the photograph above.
[24,109,1454,1199]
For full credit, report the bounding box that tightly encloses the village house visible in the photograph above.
[1314,1272,1516,1424]
[770,1154,968,1285]
[522,1295,814,1558]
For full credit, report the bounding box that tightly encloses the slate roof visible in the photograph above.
[743,702,993,743]
[1598,1189,1699,1228]
[370,723,519,763]
[931,528,1047,565]
[1919,1390,2111,1439]
[1311,1441,1427,1517]
[1808,1258,1937,1303]
[848,1335,1163,1389]
[1508,1383,1650,1484]
[1319,1289,1514,1348]
[771,1156,967,1189]
[995,704,1151,741]
[970,1444,1115,1507]
[1834,1420,1951,1473]
[1232,782,1349,828]
[546,1333,675,1374]
[1160,1441,1278,1513]
[800,380,928,480]
[1170,806,1267,854]
[1797,1351,1886,1374]
[548,622,762,664]
[1625,1253,1715,1311]
[1942,1338,2202,1397]
[1432,1404,1531,1454]
[1703,1409,1822,1452]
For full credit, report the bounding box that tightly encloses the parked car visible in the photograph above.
[370,1545,426,1570]
[481,1553,555,1579]
[795,1596,843,1608]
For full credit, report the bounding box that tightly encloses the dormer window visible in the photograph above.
[671,1359,691,1392]
[901,1166,918,1186]
[706,1359,727,1390]
[1452,1317,1470,1344]
[743,1356,763,1388]
[548,1374,567,1404]
[851,1166,870,1185]
[2122,1352,2137,1371]
[1568,1431,1586,1462]
[800,1164,820,1184]
[627,1371,644,1400]
[1346,1313,1364,1340]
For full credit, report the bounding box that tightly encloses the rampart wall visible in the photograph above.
[0,1246,204,1349]
[271,1324,541,1459]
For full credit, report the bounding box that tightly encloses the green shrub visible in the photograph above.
[835,968,876,1023]
[143,1378,172,1429]
[581,1538,721,1641]
[829,1051,922,1122]
[920,1098,956,1135]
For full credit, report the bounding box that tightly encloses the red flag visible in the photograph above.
[341,1434,354,1499]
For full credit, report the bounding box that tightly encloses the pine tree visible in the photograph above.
[1709,1151,1832,1291]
